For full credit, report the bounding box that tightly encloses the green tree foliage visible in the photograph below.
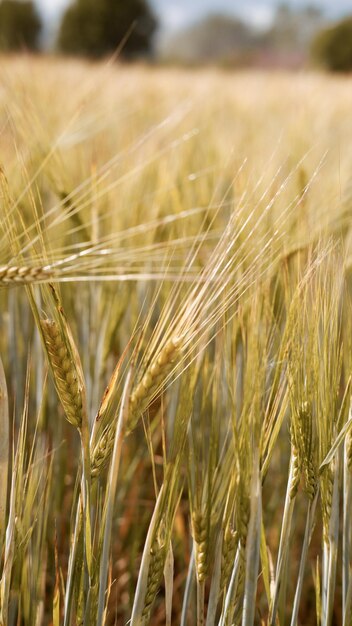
[160,5,324,68]
[0,0,42,51]
[58,0,157,58]
[161,15,257,65]
[311,16,352,72]
[267,4,324,52]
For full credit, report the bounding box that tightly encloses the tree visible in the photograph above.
[57,0,157,59]
[159,14,256,65]
[265,3,324,52]
[311,17,352,72]
[0,0,42,51]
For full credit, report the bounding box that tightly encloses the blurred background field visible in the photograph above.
[0,0,352,71]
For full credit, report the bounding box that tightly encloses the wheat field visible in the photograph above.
[1,56,352,626]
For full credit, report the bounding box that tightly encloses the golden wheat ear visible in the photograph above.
[0,265,54,285]
[40,317,85,428]
[31,284,88,430]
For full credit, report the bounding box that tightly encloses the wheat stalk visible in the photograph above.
[0,357,9,556]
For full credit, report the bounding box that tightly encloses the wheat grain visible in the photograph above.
[192,510,208,583]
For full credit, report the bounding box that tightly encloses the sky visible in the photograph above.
[36,0,352,31]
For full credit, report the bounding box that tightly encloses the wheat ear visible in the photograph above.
[0,265,53,284]
[90,336,182,477]
[221,525,238,591]
[127,336,181,432]
[40,318,84,428]
[192,510,209,584]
